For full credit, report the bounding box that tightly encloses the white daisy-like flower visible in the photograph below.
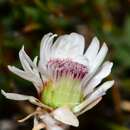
[1,33,114,130]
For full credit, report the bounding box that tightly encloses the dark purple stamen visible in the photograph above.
[47,59,88,80]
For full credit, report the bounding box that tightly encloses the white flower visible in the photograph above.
[1,33,114,130]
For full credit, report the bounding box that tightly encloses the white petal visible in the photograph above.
[1,90,52,110]
[18,47,41,81]
[40,33,53,52]
[40,33,57,65]
[51,33,85,62]
[73,80,114,113]
[33,56,38,66]
[12,46,43,92]
[94,61,113,79]
[19,48,33,73]
[1,89,36,101]
[38,65,49,82]
[84,37,100,64]
[44,34,57,63]
[40,33,52,65]
[8,65,33,81]
[48,126,65,130]
[40,114,67,130]
[80,43,108,89]
[76,97,102,116]
[39,33,57,82]
[52,107,79,127]
[20,46,36,69]
[84,61,113,96]
[33,116,39,127]
[40,113,57,126]
[72,55,89,66]
[8,66,40,83]
[90,43,108,73]
[8,65,43,93]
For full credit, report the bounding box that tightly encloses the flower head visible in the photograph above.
[1,33,114,130]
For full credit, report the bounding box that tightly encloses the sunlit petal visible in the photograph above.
[52,107,79,127]
[84,37,100,64]
[73,80,114,113]
[84,61,113,96]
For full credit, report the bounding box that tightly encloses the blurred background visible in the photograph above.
[0,0,130,130]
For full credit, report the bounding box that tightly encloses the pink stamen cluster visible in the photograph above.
[47,59,88,80]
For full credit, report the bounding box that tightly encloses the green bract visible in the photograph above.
[42,77,83,109]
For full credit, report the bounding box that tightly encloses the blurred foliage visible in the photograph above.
[0,0,130,130]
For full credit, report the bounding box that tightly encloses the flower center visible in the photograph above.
[47,59,88,80]
[41,59,88,109]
